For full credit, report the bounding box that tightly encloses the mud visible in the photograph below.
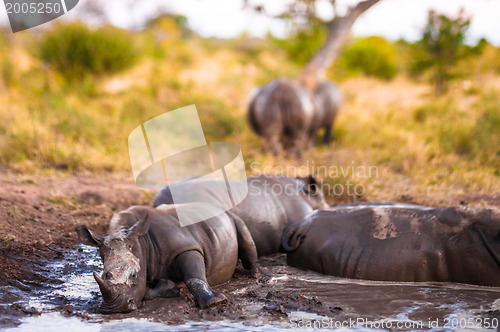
[2,248,500,331]
[1,172,500,331]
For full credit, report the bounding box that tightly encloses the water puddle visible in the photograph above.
[2,245,499,331]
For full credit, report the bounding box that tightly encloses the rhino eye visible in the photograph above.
[131,272,138,279]
[104,271,113,280]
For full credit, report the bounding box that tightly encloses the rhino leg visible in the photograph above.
[144,279,179,300]
[288,130,307,158]
[176,250,227,309]
[268,134,283,156]
[229,212,271,281]
[309,129,318,147]
[323,124,333,146]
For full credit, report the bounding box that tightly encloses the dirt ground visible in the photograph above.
[0,170,499,327]
[0,172,148,280]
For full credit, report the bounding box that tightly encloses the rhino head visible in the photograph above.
[76,211,150,313]
[296,175,328,209]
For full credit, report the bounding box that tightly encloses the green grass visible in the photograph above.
[38,22,139,80]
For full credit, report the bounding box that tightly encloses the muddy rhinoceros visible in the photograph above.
[152,175,328,256]
[282,202,500,286]
[76,203,263,313]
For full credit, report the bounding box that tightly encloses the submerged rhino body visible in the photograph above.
[152,175,327,256]
[283,202,500,286]
[77,203,262,313]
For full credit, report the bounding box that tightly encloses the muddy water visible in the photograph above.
[2,245,499,331]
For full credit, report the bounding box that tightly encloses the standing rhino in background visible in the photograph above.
[152,175,328,256]
[76,203,263,313]
[310,81,342,146]
[283,202,500,286]
[248,78,341,155]
[248,78,315,156]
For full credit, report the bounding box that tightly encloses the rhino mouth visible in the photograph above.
[99,296,137,314]
[93,271,138,314]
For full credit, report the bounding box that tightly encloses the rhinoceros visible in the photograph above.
[76,203,263,313]
[152,175,328,256]
[310,81,342,146]
[282,202,500,286]
[248,78,341,154]
[248,78,315,156]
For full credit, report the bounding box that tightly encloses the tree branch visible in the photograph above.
[299,0,381,89]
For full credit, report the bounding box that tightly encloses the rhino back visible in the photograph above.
[152,175,314,256]
[249,79,314,137]
[237,175,314,255]
[147,205,239,286]
[287,206,500,286]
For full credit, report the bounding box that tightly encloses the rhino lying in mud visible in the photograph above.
[283,202,500,286]
[76,203,264,313]
[152,175,328,256]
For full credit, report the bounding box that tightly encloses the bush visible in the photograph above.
[273,22,327,66]
[337,36,398,80]
[410,10,470,95]
[38,22,138,79]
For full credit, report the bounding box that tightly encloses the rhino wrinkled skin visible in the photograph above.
[283,202,500,286]
[152,174,328,256]
[76,203,263,313]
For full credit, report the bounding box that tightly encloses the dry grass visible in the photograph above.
[0,26,499,206]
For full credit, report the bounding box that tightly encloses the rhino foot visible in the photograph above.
[186,278,227,309]
[204,292,228,308]
[252,266,272,283]
[144,279,180,300]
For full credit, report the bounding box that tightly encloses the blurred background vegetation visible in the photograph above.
[0,11,499,203]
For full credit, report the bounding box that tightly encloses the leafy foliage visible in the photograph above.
[38,22,138,79]
[336,36,398,80]
[410,10,470,95]
[272,22,327,66]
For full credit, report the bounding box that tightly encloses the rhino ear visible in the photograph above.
[76,225,104,247]
[297,175,319,194]
[127,212,150,238]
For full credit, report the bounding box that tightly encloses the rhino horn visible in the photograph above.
[94,272,114,303]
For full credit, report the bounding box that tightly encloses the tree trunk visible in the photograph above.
[299,0,381,90]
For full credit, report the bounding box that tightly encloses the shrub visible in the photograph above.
[273,22,327,66]
[410,10,470,95]
[38,22,138,79]
[338,36,398,80]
